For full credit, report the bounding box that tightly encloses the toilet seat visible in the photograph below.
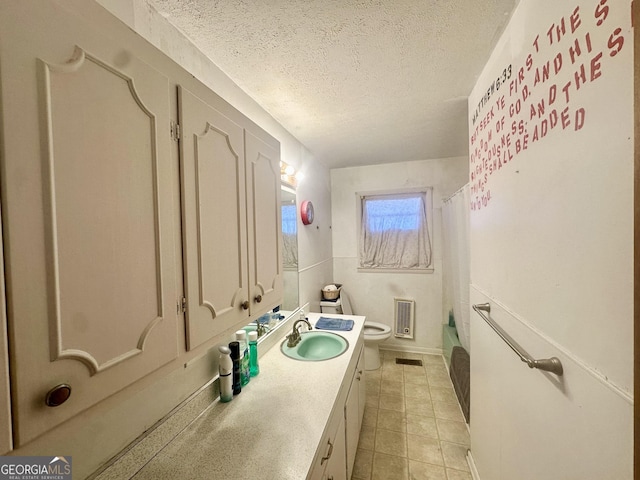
[364,321,392,339]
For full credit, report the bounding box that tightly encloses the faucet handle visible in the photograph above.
[286,331,300,348]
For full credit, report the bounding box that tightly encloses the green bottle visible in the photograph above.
[249,330,259,377]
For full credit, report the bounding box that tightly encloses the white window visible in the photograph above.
[357,188,433,272]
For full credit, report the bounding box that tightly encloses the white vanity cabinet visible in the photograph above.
[178,86,282,350]
[0,7,181,445]
[309,344,366,480]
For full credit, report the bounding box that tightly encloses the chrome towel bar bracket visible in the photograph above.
[472,303,564,376]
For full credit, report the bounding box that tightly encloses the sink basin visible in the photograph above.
[281,331,349,361]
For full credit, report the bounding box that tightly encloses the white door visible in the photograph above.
[0,20,179,444]
[178,86,249,350]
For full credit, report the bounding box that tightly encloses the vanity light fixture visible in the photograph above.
[280,160,300,187]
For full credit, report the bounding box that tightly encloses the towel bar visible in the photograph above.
[472,303,563,376]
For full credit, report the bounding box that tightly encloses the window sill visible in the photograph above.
[357,267,434,274]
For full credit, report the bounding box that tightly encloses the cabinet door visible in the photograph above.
[244,130,283,315]
[0,225,11,454]
[345,347,365,479]
[324,413,347,480]
[179,86,249,350]
[357,348,366,430]
[309,404,345,480]
[1,22,179,444]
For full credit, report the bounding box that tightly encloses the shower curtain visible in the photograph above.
[442,184,471,352]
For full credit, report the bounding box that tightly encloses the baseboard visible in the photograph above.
[467,450,481,480]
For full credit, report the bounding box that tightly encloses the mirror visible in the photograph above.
[242,184,299,341]
[281,184,299,311]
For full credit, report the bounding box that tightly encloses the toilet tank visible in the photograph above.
[320,299,342,314]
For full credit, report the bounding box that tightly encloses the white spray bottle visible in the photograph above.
[218,345,233,403]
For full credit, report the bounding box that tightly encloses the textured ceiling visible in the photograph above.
[148,0,519,168]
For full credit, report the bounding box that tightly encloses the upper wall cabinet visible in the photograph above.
[0,0,283,447]
[0,15,180,444]
[178,87,282,350]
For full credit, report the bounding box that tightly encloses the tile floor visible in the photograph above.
[352,350,471,480]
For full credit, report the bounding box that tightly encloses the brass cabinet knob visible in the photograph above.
[255,294,262,303]
[241,301,249,310]
[45,384,71,407]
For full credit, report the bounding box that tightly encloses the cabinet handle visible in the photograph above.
[45,384,71,407]
[255,294,262,303]
[241,301,249,310]
[321,439,333,465]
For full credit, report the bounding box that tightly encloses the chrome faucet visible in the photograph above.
[286,318,312,347]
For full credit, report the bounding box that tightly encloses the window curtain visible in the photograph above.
[442,184,471,352]
[359,192,431,269]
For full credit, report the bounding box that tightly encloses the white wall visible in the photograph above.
[331,158,468,353]
[468,0,633,478]
[297,146,335,311]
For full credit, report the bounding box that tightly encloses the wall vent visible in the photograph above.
[394,298,415,339]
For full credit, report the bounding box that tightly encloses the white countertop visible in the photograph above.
[131,313,365,479]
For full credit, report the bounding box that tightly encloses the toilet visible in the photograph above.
[361,321,392,370]
[319,289,392,370]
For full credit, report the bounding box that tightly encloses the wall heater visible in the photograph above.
[394,298,415,338]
